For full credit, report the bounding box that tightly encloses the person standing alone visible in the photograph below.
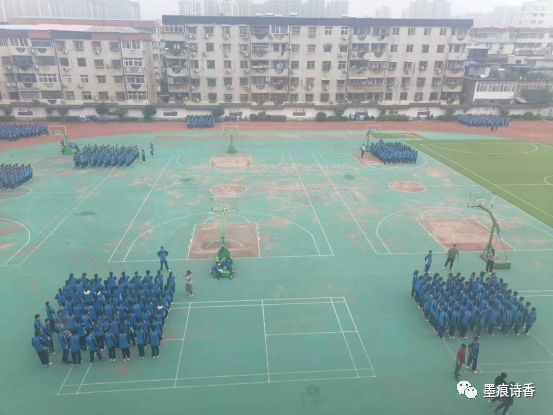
[466,337,480,374]
[454,343,466,380]
[183,270,193,297]
[486,248,496,274]
[424,250,433,273]
[157,246,169,271]
[443,244,459,271]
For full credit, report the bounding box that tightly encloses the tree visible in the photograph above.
[499,108,510,117]
[115,108,128,118]
[316,111,327,122]
[58,108,69,116]
[335,107,345,117]
[446,108,456,116]
[159,77,169,94]
[45,108,55,115]
[143,105,157,118]
[96,102,110,116]
[3,106,13,116]
[211,107,224,117]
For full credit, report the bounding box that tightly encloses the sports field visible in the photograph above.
[1,125,552,415]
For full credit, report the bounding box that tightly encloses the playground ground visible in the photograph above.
[0,122,552,415]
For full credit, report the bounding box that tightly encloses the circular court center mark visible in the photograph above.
[210,184,248,196]
[389,181,426,193]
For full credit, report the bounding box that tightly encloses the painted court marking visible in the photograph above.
[58,297,375,396]
[424,142,539,155]
[0,218,31,266]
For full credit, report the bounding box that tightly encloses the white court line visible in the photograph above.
[313,154,378,254]
[174,303,191,388]
[57,365,74,396]
[424,142,538,155]
[421,144,553,223]
[186,224,197,260]
[77,364,92,394]
[289,155,334,256]
[203,214,250,224]
[330,298,359,378]
[112,254,335,263]
[479,360,553,366]
[172,297,334,305]
[18,168,115,266]
[171,301,341,309]
[256,222,261,258]
[343,299,376,376]
[261,300,270,383]
[266,331,357,336]
[109,156,173,262]
[415,218,447,252]
[0,218,31,267]
[530,333,553,358]
[153,188,212,192]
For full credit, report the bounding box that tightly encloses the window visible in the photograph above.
[208,93,217,102]
[0,39,7,47]
[109,42,119,51]
[388,62,397,70]
[224,78,232,86]
[207,78,217,87]
[65,91,75,100]
[92,41,102,51]
[449,44,465,53]
[239,44,248,53]
[306,94,314,102]
[94,59,104,68]
[402,78,411,87]
[421,45,430,53]
[124,58,143,67]
[30,39,52,47]
[38,74,58,83]
[416,77,425,86]
[337,79,346,87]
[114,76,123,83]
[10,37,29,47]
[190,78,200,87]
[127,91,147,100]
[290,77,299,87]
[291,44,300,53]
[99,92,109,100]
[367,78,385,85]
[59,58,69,67]
[291,61,299,69]
[77,58,86,67]
[307,61,315,70]
[240,94,249,102]
[408,28,416,36]
[291,26,301,35]
[239,78,249,86]
[222,26,231,35]
[430,92,439,101]
[424,28,432,36]
[206,43,214,52]
[400,92,408,100]
[82,91,92,100]
[126,75,144,84]
[112,92,124,101]
[224,94,233,103]
[338,61,346,70]
[62,75,71,83]
[207,60,215,69]
[406,45,414,53]
[224,61,232,69]
[390,44,398,53]
[322,61,331,71]
[252,76,268,85]
[415,92,423,101]
[336,93,345,101]
[339,45,348,53]
[80,75,89,83]
[290,94,298,103]
[308,27,317,37]
[392,27,400,35]
[239,26,248,37]
[435,61,444,69]
[35,56,56,66]
[320,93,329,102]
[306,78,315,87]
[419,61,428,70]
[40,90,62,99]
[13,56,34,67]
[324,26,332,35]
[385,92,393,100]
[19,91,39,101]
[122,40,142,50]
[112,59,121,68]
[308,45,316,53]
[341,27,349,36]
[240,61,248,69]
[439,28,447,36]
[191,93,201,101]
[54,40,66,50]
[437,45,445,53]
[404,62,412,70]
[204,26,214,35]
[323,44,332,53]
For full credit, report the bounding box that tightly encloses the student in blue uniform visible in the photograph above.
[86,331,104,363]
[69,330,83,365]
[104,326,118,362]
[32,330,52,367]
[466,337,480,373]
[149,328,161,358]
[525,307,537,336]
[119,332,131,361]
[58,328,71,364]
[157,246,169,271]
[136,326,147,358]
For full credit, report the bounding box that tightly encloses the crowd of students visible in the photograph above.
[210,257,234,280]
[348,113,376,121]
[31,270,177,367]
[0,163,33,189]
[0,123,48,141]
[74,144,139,168]
[186,115,215,129]
[368,139,418,164]
[411,269,538,351]
[458,114,511,129]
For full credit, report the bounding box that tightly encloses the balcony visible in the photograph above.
[443,82,463,92]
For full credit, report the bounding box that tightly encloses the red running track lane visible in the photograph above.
[1,120,553,151]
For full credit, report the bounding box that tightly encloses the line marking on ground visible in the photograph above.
[416,218,447,252]
[0,218,31,266]
[77,364,93,394]
[330,298,359,377]
[108,156,173,263]
[530,333,553,358]
[343,299,376,376]
[174,303,191,388]
[313,154,378,254]
[424,142,538,155]
[261,300,270,383]
[57,364,74,396]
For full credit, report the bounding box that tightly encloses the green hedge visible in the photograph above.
[117,117,140,122]
[249,113,287,122]
[0,115,16,122]
[46,116,81,122]
[376,114,410,121]
[325,115,348,122]
[316,112,327,122]
[435,114,458,121]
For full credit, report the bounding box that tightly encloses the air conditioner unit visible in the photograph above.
[323,85,329,90]
[3,65,11,70]
[194,69,199,73]
[61,100,65,104]
[63,49,68,54]
[204,34,209,39]
[224,52,229,57]
[111,97,115,101]
[94,96,99,101]
[227,85,233,90]
[341,35,348,40]
[62,82,68,87]
[63,67,69,71]
[29,48,36,53]
[191,52,196,57]
[306,86,312,90]
[106,64,111,68]
[241,34,249,39]
[387,85,394,90]
[78,83,83,88]
[224,34,230,39]
[203,51,207,56]
[290,86,295,90]
[244,85,250,90]
[342,69,347,73]
[269,34,274,39]
[244,69,249,74]
[226,69,231,74]
[194,98,200,102]
[435,69,442,74]
[404,69,411,74]
[339,52,344,57]
[243,52,249,57]
[351,52,357,57]
[290,69,295,74]
[94,49,101,54]
[190,86,195,90]
[33,65,39,69]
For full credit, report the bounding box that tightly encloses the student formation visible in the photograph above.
[31,270,176,367]
[411,270,538,350]
[0,163,33,189]
[186,114,215,129]
[458,114,511,129]
[369,139,418,164]
[0,122,48,141]
[74,144,139,168]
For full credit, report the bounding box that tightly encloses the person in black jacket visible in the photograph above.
[494,382,514,414]
[488,372,508,405]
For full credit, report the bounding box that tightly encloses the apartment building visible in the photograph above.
[161,16,472,107]
[0,23,161,106]
[510,1,552,29]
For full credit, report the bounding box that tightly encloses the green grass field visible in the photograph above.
[1,129,552,415]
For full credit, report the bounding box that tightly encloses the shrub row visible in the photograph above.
[0,115,16,122]
[435,114,458,121]
[376,114,410,121]
[46,116,81,122]
[249,113,287,122]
